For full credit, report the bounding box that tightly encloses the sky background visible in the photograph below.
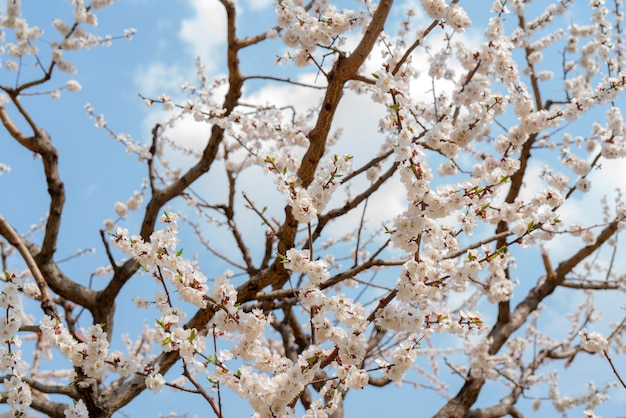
[0,0,625,417]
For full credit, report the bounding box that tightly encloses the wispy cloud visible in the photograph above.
[134,63,187,97]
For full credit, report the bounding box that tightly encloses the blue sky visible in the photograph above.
[1,0,625,417]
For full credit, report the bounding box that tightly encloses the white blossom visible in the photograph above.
[145,372,166,392]
[114,201,127,217]
[579,329,608,353]
[65,79,82,91]
[64,400,88,418]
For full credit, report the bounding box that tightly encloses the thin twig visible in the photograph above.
[242,192,279,234]
[603,349,626,389]
[183,364,223,418]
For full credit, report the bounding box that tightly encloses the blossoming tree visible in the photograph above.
[0,0,624,417]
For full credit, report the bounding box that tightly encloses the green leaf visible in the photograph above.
[176,248,183,257]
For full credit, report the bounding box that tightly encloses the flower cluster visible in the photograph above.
[266,153,353,224]
[111,212,210,308]
[219,345,329,417]
[0,274,32,416]
[3,375,34,416]
[40,317,111,381]
[283,248,328,285]
[421,0,472,32]
[153,300,206,366]
[276,0,367,66]
[64,400,88,418]
[377,339,420,381]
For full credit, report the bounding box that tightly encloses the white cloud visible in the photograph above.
[178,0,227,69]
[133,0,230,100]
[244,74,326,112]
[242,0,273,12]
[588,157,626,197]
[134,63,187,97]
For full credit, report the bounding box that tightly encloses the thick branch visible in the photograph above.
[0,215,59,320]
[297,0,394,188]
